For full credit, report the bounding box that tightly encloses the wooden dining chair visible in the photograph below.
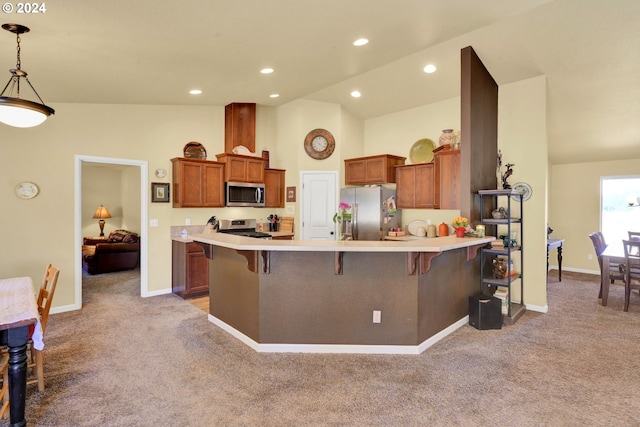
[589,232,624,298]
[0,352,8,420]
[622,239,640,312]
[628,231,640,240]
[27,264,60,391]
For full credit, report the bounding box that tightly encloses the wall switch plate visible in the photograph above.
[186,218,191,225]
[286,205,295,214]
[373,310,381,323]
[150,219,159,227]
[587,254,593,260]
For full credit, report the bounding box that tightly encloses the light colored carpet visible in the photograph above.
[3,270,640,426]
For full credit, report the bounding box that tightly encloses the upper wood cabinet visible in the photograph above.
[171,158,225,208]
[344,154,406,185]
[434,149,460,209]
[396,163,435,209]
[215,153,266,183]
[225,102,256,153]
[264,168,285,208]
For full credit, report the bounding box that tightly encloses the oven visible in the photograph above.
[217,218,272,239]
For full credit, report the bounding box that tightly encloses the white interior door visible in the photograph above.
[301,171,338,240]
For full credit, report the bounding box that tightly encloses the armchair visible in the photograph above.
[82,229,140,275]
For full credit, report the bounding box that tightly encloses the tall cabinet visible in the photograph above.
[478,189,525,325]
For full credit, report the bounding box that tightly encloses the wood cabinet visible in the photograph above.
[344,154,406,185]
[434,149,460,209]
[171,158,225,208]
[216,153,266,183]
[172,241,209,299]
[396,163,435,208]
[271,235,293,241]
[264,168,285,208]
[225,102,256,153]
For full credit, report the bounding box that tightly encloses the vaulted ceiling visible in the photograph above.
[2,0,639,164]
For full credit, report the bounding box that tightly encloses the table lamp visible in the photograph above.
[92,205,112,237]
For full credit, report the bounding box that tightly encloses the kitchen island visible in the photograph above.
[191,233,493,354]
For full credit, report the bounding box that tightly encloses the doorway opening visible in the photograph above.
[601,175,640,243]
[75,155,149,309]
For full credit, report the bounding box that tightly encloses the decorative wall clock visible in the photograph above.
[304,129,335,160]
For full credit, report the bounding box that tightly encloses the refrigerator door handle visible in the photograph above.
[353,203,358,240]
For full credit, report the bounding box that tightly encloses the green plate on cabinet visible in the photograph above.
[409,138,436,164]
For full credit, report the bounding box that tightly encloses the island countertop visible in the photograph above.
[190,232,494,253]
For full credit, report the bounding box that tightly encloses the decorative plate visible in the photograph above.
[409,138,436,164]
[407,220,428,236]
[183,142,207,159]
[511,182,532,201]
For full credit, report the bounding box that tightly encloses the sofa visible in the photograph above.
[82,229,140,275]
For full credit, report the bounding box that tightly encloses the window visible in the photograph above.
[601,176,640,243]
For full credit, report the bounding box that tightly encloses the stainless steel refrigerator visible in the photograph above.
[340,186,402,241]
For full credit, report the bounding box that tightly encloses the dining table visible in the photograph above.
[547,238,564,282]
[0,276,44,427]
[600,244,626,306]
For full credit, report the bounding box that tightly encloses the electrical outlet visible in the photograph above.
[150,219,159,227]
[286,205,295,214]
[373,310,381,323]
[186,218,191,225]
[587,254,593,260]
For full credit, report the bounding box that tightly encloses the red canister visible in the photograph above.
[438,222,449,237]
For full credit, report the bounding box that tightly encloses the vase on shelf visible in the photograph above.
[455,227,466,238]
[439,129,455,147]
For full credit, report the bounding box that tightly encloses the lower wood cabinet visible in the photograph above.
[264,168,285,208]
[271,235,293,240]
[172,241,209,299]
[396,163,435,209]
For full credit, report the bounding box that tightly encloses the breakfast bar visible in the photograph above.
[191,233,493,354]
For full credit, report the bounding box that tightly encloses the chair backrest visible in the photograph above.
[38,264,60,334]
[629,231,640,241]
[623,239,640,273]
[589,232,606,257]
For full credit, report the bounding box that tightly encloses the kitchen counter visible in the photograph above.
[190,232,493,252]
[195,234,493,355]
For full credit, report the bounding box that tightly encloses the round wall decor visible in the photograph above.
[304,129,335,160]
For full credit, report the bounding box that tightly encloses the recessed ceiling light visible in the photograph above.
[353,38,369,47]
[269,93,280,98]
[423,64,437,74]
[189,89,202,95]
[260,68,274,74]
[351,90,361,98]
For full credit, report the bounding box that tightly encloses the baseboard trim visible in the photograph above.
[207,314,469,355]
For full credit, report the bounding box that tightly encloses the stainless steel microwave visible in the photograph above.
[225,182,265,207]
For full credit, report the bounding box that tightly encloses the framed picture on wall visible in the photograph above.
[151,182,170,203]
[286,186,296,202]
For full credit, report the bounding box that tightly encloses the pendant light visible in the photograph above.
[0,23,54,128]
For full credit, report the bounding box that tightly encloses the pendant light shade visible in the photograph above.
[0,23,54,128]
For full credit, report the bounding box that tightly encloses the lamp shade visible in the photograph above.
[92,205,112,219]
[0,98,53,127]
